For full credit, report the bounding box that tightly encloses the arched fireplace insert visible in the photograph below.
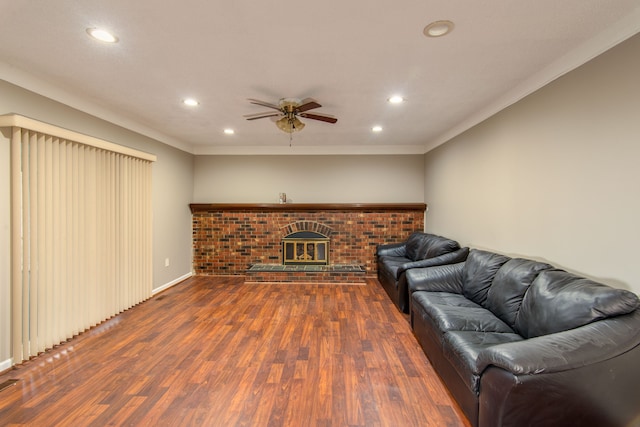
[282,231,329,265]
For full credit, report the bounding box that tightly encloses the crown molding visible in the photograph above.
[191,144,427,155]
[0,62,194,154]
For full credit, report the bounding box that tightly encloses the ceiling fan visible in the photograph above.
[244,97,338,133]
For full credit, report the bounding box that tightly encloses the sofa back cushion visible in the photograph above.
[485,258,552,330]
[404,232,427,261]
[421,234,460,259]
[404,232,460,261]
[516,269,640,338]
[462,250,511,306]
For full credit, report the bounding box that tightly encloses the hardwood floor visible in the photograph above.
[0,277,470,427]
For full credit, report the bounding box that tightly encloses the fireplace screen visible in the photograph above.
[282,231,329,265]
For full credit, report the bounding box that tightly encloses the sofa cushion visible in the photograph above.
[516,269,640,338]
[412,292,515,334]
[403,232,461,262]
[462,250,511,306]
[404,232,426,261]
[485,258,552,330]
[422,234,461,259]
[413,291,479,308]
[443,331,524,392]
[378,255,409,264]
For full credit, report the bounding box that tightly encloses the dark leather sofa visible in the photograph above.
[407,249,640,427]
[376,232,469,313]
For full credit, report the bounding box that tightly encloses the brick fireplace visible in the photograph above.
[190,203,426,279]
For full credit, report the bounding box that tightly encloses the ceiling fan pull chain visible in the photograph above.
[289,116,294,146]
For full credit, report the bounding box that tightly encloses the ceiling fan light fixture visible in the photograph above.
[423,20,454,38]
[276,116,306,133]
[275,117,290,133]
[293,117,305,131]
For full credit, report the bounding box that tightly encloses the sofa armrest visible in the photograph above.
[397,247,469,277]
[376,242,406,257]
[405,262,465,295]
[479,345,640,427]
[476,310,640,375]
[396,248,469,313]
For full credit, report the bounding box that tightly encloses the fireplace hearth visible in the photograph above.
[282,231,329,265]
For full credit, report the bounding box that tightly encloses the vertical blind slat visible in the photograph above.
[36,133,47,355]
[28,132,39,357]
[71,141,79,336]
[10,128,22,361]
[51,139,60,346]
[44,135,54,350]
[20,131,30,359]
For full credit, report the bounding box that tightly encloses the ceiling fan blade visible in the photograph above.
[247,98,282,111]
[244,112,282,120]
[299,112,338,124]
[296,98,322,113]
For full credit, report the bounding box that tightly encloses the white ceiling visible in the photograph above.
[1,1,639,155]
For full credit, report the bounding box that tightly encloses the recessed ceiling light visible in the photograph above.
[183,98,199,106]
[388,95,405,104]
[372,126,383,132]
[423,20,454,38]
[223,129,235,135]
[86,28,118,43]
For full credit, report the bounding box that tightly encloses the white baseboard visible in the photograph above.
[0,358,12,373]
[152,272,193,296]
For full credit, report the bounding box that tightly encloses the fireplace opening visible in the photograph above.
[282,231,329,265]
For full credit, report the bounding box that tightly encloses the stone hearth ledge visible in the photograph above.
[245,263,368,284]
[247,264,365,272]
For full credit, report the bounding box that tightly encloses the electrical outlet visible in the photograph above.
[164,258,170,267]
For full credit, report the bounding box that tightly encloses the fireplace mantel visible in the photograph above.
[189,203,427,213]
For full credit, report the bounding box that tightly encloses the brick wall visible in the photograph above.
[191,204,425,275]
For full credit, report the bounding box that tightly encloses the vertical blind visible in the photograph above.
[1,114,156,365]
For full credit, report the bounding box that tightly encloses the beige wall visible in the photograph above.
[193,155,425,203]
[0,80,195,366]
[423,33,640,293]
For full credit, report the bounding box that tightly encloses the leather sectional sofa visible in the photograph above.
[376,232,469,313]
[407,249,640,427]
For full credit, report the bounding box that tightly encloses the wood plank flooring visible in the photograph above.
[0,277,470,427]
